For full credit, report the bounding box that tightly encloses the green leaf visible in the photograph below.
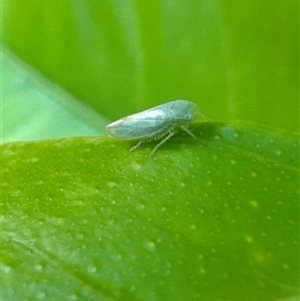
[2,50,108,143]
[2,121,299,301]
[2,1,299,131]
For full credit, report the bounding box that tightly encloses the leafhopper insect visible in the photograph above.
[106,100,209,156]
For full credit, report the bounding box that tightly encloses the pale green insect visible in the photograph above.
[106,100,208,156]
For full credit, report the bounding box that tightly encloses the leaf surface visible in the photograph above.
[2,121,299,301]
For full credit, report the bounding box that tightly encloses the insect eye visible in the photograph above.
[184,113,193,120]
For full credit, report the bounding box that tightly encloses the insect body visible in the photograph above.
[106,100,207,156]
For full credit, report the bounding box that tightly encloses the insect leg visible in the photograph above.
[130,140,144,152]
[149,132,175,156]
[180,125,198,140]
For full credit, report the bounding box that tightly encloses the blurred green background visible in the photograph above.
[2,0,299,143]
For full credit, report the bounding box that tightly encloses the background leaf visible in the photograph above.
[1,50,108,143]
[2,0,299,139]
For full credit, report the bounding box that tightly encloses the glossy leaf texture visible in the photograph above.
[2,121,299,301]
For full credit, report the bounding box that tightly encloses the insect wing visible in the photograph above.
[106,106,172,139]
